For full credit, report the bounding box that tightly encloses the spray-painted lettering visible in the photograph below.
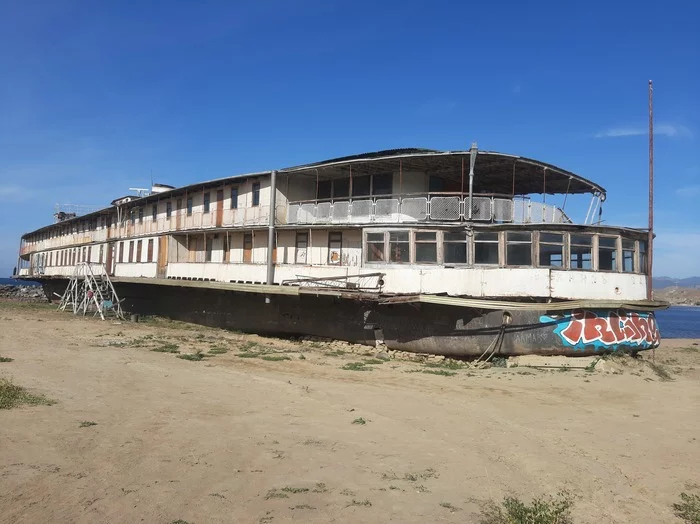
[540,310,660,351]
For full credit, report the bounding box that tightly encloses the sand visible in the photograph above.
[1,300,699,523]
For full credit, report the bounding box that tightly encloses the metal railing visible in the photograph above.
[285,194,571,225]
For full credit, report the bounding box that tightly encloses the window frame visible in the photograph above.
[252,182,261,207]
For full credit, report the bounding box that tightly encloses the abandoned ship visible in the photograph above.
[16,146,664,357]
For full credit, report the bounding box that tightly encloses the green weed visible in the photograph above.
[674,492,700,524]
[79,421,97,428]
[479,491,573,524]
[0,377,55,410]
[0,356,13,363]
[342,362,373,371]
[177,351,205,361]
[352,417,367,425]
[152,343,180,353]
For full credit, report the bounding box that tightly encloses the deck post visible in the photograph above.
[266,170,277,286]
[468,142,477,220]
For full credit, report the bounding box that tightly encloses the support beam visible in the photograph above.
[266,170,277,286]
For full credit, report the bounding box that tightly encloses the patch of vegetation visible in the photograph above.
[152,343,180,353]
[171,520,191,524]
[0,377,55,410]
[404,468,439,482]
[177,351,206,361]
[424,359,466,370]
[261,355,292,362]
[312,482,328,493]
[682,346,700,353]
[491,357,508,368]
[290,504,316,510]
[363,358,386,365]
[647,361,673,381]
[265,489,289,500]
[347,499,372,507]
[342,362,373,371]
[352,417,367,425]
[326,350,346,356]
[339,488,355,496]
[585,359,600,372]
[479,491,574,524]
[281,487,309,494]
[674,492,700,524]
[79,421,97,428]
[421,369,456,377]
[298,353,306,360]
[440,502,460,511]
[0,356,14,363]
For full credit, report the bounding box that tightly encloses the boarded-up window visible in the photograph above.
[138,207,144,223]
[295,232,308,264]
[223,234,230,263]
[87,246,92,263]
[99,245,104,264]
[243,233,253,263]
[129,241,134,263]
[147,239,154,262]
[136,240,142,263]
[119,242,124,263]
[152,205,157,221]
[166,201,172,218]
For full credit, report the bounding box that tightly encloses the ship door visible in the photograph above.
[105,242,115,276]
[243,233,253,263]
[157,236,168,278]
[215,190,224,227]
[176,198,182,230]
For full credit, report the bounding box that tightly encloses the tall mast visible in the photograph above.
[647,80,654,301]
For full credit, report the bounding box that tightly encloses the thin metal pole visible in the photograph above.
[399,160,403,194]
[647,80,654,300]
[461,157,465,195]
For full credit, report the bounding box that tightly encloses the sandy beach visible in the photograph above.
[1,300,699,523]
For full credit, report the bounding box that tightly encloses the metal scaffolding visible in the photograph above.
[57,263,124,320]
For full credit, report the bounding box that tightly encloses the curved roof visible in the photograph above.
[281,148,605,196]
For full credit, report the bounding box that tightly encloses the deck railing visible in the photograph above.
[285,194,571,225]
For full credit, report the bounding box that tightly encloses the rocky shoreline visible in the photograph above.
[0,284,47,301]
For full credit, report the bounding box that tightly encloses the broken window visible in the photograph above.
[570,234,592,270]
[539,233,564,267]
[474,232,499,265]
[295,232,308,264]
[147,239,154,263]
[328,232,342,265]
[205,237,213,262]
[506,232,532,266]
[598,236,618,271]
[389,231,409,263]
[366,232,385,262]
[186,197,193,216]
[152,204,157,221]
[443,231,468,264]
[415,232,437,263]
[639,241,648,274]
[166,201,172,218]
[136,240,142,263]
[138,207,144,223]
[622,239,635,272]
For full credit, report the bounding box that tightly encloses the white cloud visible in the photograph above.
[676,185,700,198]
[594,123,693,139]
[653,230,700,278]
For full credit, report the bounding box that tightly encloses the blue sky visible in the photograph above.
[1,0,698,277]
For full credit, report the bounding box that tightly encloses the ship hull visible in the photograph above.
[40,278,660,357]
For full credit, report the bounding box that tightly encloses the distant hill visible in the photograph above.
[653,277,700,289]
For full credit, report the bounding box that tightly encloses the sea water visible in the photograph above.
[656,306,700,338]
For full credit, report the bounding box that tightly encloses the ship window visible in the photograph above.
[639,241,648,274]
[252,182,261,207]
[128,241,134,263]
[166,201,172,218]
[443,231,468,264]
[372,173,393,196]
[352,176,371,197]
[539,233,564,267]
[130,210,136,224]
[333,179,349,199]
[389,231,410,263]
[474,232,499,265]
[328,232,342,265]
[415,232,437,263]
[147,239,154,263]
[366,232,385,262]
[506,232,532,266]
[186,197,193,216]
[138,207,144,223]
[295,232,308,264]
[230,187,239,209]
[622,239,635,272]
[136,240,142,263]
[203,192,211,213]
[598,236,618,271]
[152,204,157,221]
[570,234,592,269]
[205,237,213,262]
[317,180,332,200]
[119,242,124,263]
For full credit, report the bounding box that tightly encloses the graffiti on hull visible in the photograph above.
[540,310,660,351]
